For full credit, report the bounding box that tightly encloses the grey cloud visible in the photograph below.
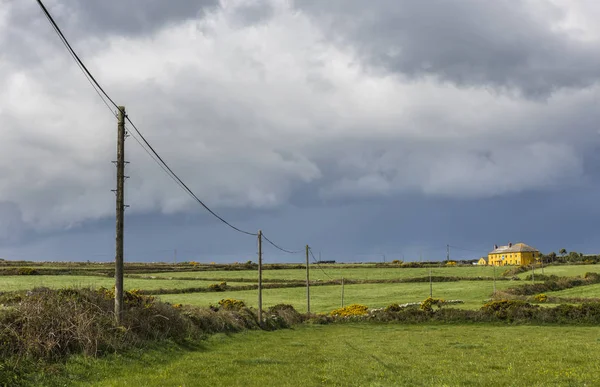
[3,0,600,241]
[54,0,219,37]
[294,0,600,98]
[229,0,275,28]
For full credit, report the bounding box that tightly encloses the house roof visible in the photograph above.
[489,243,538,254]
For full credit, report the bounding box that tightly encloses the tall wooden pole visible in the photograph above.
[493,264,496,296]
[306,245,310,314]
[429,267,433,298]
[341,277,345,307]
[257,230,263,325]
[114,106,126,325]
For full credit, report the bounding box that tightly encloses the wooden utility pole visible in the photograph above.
[257,230,263,325]
[493,264,496,295]
[429,267,433,298]
[341,277,345,307]
[305,245,310,314]
[446,244,450,263]
[114,106,126,326]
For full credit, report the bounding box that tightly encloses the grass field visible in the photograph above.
[516,264,600,279]
[156,280,518,312]
[49,324,600,386]
[3,263,599,314]
[0,276,245,292]
[146,265,502,281]
[546,282,600,298]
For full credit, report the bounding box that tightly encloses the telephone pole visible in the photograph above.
[446,244,450,263]
[306,245,310,314]
[257,230,263,325]
[341,277,345,307]
[114,106,126,326]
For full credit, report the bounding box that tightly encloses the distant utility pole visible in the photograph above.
[429,267,433,298]
[257,230,263,325]
[114,106,126,326]
[446,244,450,263]
[341,277,345,307]
[493,264,496,296]
[174,248,177,265]
[306,245,310,314]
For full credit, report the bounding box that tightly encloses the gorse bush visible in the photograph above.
[217,298,246,310]
[534,293,548,303]
[330,304,369,317]
[420,297,446,312]
[208,282,228,292]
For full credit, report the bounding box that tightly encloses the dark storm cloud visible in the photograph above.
[58,0,219,37]
[294,0,600,98]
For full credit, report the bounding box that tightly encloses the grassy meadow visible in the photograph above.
[4,261,600,386]
[144,265,501,281]
[48,324,600,387]
[156,280,518,313]
[516,264,600,279]
[0,275,246,292]
[3,262,600,314]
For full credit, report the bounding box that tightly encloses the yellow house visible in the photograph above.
[477,258,487,265]
[488,242,540,266]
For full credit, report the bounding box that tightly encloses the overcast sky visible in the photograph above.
[2,0,600,263]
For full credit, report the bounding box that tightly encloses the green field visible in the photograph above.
[156,280,518,312]
[50,324,600,386]
[546,282,600,298]
[3,263,599,315]
[0,275,245,292]
[146,265,501,281]
[516,264,600,279]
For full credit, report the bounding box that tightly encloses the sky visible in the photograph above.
[1,0,600,263]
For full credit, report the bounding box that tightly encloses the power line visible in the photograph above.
[262,233,304,254]
[35,0,257,237]
[36,0,116,117]
[35,0,119,110]
[124,117,257,236]
[308,247,334,280]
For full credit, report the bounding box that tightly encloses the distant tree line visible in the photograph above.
[540,249,599,264]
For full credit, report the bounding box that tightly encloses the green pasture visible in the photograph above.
[545,282,600,298]
[53,324,600,386]
[145,265,501,282]
[156,280,517,312]
[0,276,245,292]
[516,264,600,279]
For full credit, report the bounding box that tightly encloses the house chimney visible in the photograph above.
[508,242,512,248]
[494,244,498,249]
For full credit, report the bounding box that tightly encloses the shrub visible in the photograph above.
[502,265,529,277]
[208,282,228,292]
[480,299,538,320]
[534,293,548,303]
[420,297,446,312]
[16,268,38,276]
[217,298,246,310]
[267,304,303,326]
[330,304,369,317]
